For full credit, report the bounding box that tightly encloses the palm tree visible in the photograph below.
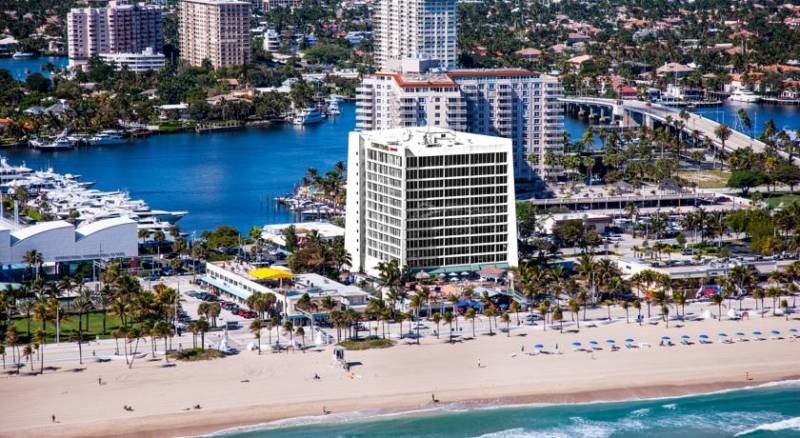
[126,327,143,369]
[431,312,441,339]
[153,321,173,362]
[484,307,496,335]
[465,307,476,337]
[501,312,511,337]
[661,305,670,328]
[22,250,43,281]
[568,299,580,329]
[5,327,18,373]
[603,299,614,320]
[295,327,305,348]
[409,294,424,344]
[710,293,724,322]
[443,312,454,343]
[552,306,564,333]
[195,318,210,350]
[621,301,630,323]
[33,329,45,373]
[509,301,520,326]
[714,124,731,169]
[250,319,263,355]
[538,302,549,331]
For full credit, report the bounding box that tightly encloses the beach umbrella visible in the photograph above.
[736,332,746,337]
[681,335,690,339]
[789,329,798,334]
[438,273,446,278]
[449,272,458,277]
[460,271,470,276]
[415,271,431,280]
[249,267,294,280]
[625,338,634,343]
[572,341,582,347]
[718,333,728,337]
[770,330,781,335]
[605,339,615,344]
[534,344,544,349]
[752,331,762,336]
[661,336,671,340]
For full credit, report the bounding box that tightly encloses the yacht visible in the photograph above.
[12,51,35,59]
[327,97,341,116]
[87,131,127,146]
[728,89,760,103]
[292,108,325,125]
[30,137,74,151]
[0,158,32,183]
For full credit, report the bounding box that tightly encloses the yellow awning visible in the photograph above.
[249,267,294,280]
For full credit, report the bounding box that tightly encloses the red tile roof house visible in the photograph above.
[618,86,638,100]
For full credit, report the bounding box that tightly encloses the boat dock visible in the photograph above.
[195,121,244,133]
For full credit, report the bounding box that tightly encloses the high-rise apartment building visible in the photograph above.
[345,128,518,276]
[179,0,250,68]
[355,69,564,180]
[374,0,457,72]
[67,1,162,65]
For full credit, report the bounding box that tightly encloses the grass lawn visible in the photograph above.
[764,193,800,208]
[11,310,129,344]
[678,169,731,189]
[168,348,226,361]
[339,337,395,350]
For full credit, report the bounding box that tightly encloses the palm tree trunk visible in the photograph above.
[164,336,169,362]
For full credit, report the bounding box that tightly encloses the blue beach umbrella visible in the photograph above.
[770,330,781,335]
[534,344,544,349]
[718,333,728,337]
[736,332,746,337]
[681,335,690,339]
[605,339,615,344]
[572,341,582,347]
[625,338,635,343]
[789,328,798,334]
[752,331,762,336]
[589,340,599,346]
[698,334,709,339]
[661,336,671,341]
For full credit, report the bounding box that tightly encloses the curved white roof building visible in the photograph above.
[0,217,137,264]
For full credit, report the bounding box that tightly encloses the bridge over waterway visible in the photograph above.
[560,97,798,165]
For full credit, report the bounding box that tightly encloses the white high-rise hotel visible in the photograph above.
[374,0,458,71]
[356,70,563,180]
[67,1,162,66]
[362,0,564,181]
[345,128,518,275]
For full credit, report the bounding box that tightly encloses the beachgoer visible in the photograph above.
[314,373,320,380]
[51,415,55,423]
[477,358,481,368]
[521,345,524,352]
[432,393,435,402]
[98,377,102,385]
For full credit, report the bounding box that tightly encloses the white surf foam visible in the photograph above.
[735,416,800,436]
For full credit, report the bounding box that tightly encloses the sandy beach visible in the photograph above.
[1,313,799,437]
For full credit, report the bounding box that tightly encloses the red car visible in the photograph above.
[237,309,257,319]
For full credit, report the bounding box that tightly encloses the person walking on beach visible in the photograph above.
[51,414,55,423]
[477,358,482,368]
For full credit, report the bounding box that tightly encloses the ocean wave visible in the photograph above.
[735,416,800,436]
[193,379,800,437]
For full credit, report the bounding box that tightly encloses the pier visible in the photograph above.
[195,120,244,133]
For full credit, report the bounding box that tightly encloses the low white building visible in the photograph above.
[262,29,280,53]
[99,48,166,72]
[261,221,344,248]
[540,212,611,235]
[0,217,137,264]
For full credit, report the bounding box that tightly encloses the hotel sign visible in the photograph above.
[54,252,130,261]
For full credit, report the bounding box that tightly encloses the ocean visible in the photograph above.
[205,381,800,438]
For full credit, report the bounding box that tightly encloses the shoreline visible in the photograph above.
[7,372,799,438]
[3,316,798,438]
[198,376,800,438]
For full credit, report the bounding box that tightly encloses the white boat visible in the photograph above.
[12,51,35,59]
[327,97,341,116]
[728,89,760,103]
[30,138,74,151]
[87,131,127,146]
[292,108,325,125]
